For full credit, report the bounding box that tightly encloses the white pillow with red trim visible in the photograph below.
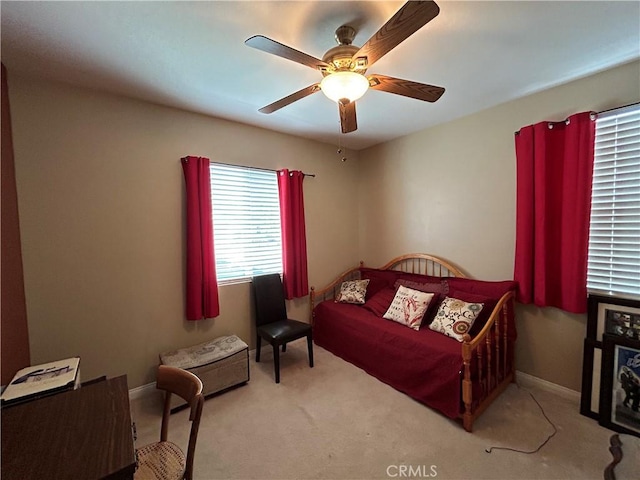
[383,285,434,330]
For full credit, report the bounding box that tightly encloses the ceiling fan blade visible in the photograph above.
[352,1,440,70]
[368,74,444,102]
[246,35,329,71]
[258,84,321,114]
[339,101,357,134]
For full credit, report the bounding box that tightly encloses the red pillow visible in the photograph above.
[360,267,444,288]
[446,279,517,339]
[446,278,516,299]
[446,289,498,337]
[420,293,445,328]
[360,268,400,288]
[396,271,444,284]
[362,287,397,317]
[365,277,388,300]
[393,279,447,294]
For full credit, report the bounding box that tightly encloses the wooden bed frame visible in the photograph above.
[310,253,516,432]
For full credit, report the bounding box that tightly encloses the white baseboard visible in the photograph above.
[515,370,581,403]
[129,381,156,401]
[129,365,580,405]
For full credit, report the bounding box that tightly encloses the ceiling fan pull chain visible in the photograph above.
[337,131,347,162]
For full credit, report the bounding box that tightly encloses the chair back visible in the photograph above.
[156,365,204,480]
[252,274,287,327]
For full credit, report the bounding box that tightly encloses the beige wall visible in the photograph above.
[10,75,360,388]
[358,60,640,391]
[10,61,640,392]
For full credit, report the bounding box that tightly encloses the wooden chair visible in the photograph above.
[135,365,204,480]
[252,273,314,383]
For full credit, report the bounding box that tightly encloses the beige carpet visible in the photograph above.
[130,339,634,480]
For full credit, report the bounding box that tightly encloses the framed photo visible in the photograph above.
[604,308,640,340]
[587,295,640,342]
[599,334,640,437]
[582,295,640,419]
[580,338,602,418]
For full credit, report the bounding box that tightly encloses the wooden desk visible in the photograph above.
[1,375,136,479]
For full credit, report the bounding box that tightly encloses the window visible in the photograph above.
[587,104,640,298]
[209,163,282,283]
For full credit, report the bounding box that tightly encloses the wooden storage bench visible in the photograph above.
[160,335,249,410]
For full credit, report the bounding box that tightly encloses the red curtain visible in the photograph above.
[514,111,595,314]
[181,156,219,320]
[278,169,309,300]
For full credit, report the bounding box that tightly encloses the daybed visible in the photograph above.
[310,253,517,432]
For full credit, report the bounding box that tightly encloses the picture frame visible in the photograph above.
[581,295,640,419]
[599,334,640,437]
[587,295,640,342]
[580,337,602,418]
[604,307,640,341]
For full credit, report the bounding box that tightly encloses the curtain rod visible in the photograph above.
[188,159,315,178]
[597,101,639,115]
[514,102,639,135]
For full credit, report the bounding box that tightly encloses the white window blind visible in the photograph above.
[587,103,640,298]
[210,163,282,282]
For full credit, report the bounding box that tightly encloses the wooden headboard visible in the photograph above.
[377,253,466,278]
[310,253,466,312]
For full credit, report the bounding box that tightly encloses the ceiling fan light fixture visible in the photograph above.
[320,71,369,104]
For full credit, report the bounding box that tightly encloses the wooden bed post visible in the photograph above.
[485,334,492,392]
[502,303,509,382]
[462,334,473,432]
[309,286,316,324]
[495,310,501,383]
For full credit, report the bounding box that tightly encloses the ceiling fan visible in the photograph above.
[245,0,445,134]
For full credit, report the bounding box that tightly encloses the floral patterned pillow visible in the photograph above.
[336,279,370,304]
[383,285,434,330]
[430,296,484,342]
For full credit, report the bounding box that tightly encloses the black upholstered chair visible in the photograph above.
[252,274,313,383]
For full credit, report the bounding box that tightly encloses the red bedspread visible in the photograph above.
[313,300,464,419]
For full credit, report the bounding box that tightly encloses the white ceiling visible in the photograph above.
[1,1,639,150]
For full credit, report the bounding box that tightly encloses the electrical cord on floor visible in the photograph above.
[485,384,558,454]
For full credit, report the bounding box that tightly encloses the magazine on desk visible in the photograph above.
[1,357,80,406]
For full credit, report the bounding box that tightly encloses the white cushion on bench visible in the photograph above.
[160,335,248,370]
